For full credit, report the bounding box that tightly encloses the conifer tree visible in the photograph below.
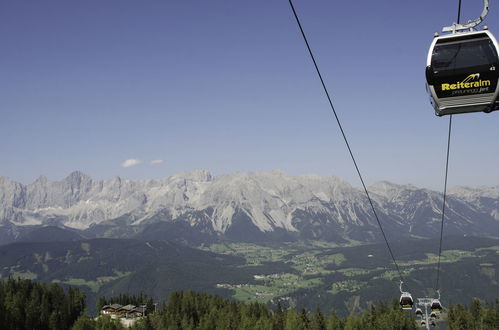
[327,310,343,330]
[300,307,310,329]
[71,315,96,330]
[272,302,286,330]
[310,306,327,330]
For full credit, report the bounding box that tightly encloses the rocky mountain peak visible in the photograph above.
[0,170,498,244]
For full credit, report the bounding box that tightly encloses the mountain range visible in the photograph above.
[1,170,498,245]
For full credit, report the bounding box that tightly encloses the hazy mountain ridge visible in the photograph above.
[1,170,498,244]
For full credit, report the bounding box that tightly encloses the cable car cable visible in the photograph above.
[287,0,406,284]
[435,0,461,294]
[435,116,452,291]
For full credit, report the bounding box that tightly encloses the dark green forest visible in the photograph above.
[112,291,499,330]
[134,291,416,330]
[0,278,85,330]
[447,299,499,329]
[1,278,499,329]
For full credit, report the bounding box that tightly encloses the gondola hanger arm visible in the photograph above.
[442,0,490,33]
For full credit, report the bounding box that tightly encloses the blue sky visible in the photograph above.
[1,0,498,189]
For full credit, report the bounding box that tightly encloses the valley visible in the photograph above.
[1,234,497,316]
[200,237,499,315]
[1,170,498,316]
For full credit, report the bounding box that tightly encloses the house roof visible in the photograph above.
[102,304,123,310]
[133,306,147,313]
[119,304,136,311]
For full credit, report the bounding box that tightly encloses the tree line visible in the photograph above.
[84,291,499,330]
[1,278,499,329]
[121,291,417,330]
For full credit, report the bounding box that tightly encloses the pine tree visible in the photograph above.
[327,310,342,330]
[482,303,497,330]
[272,302,286,330]
[300,307,310,329]
[96,296,108,312]
[469,298,483,328]
[310,306,326,330]
[71,314,96,330]
[284,309,303,330]
[343,314,363,330]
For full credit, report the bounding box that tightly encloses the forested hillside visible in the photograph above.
[97,291,499,330]
[86,290,417,330]
[1,278,498,329]
[0,278,85,330]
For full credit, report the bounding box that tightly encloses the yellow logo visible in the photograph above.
[441,73,491,91]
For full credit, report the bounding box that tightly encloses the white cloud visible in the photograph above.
[120,159,143,168]
[150,159,164,165]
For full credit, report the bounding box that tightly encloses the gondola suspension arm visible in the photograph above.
[442,0,489,33]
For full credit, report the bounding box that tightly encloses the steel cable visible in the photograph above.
[435,0,461,292]
[287,0,406,285]
[435,115,452,291]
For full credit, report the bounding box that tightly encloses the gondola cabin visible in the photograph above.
[425,29,499,116]
[415,308,423,316]
[431,299,443,312]
[399,293,414,310]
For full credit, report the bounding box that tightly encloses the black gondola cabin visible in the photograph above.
[426,29,499,116]
[431,299,443,312]
[399,293,414,310]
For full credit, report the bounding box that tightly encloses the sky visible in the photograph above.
[1,0,498,190]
